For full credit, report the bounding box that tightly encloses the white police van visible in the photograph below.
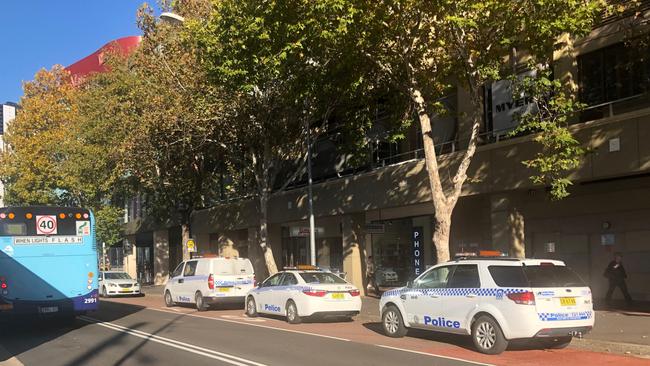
[380,257,594,354]
[245,266,362,323]
[164,256,255,311]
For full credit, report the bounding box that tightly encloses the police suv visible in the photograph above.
[164,256,255,311]
[379,258,594,354]
[245,266,362,323]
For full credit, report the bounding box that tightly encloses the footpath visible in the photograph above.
[142,286,650,359]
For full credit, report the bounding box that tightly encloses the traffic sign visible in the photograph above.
[186,239,196,253]
[36,215,57,235]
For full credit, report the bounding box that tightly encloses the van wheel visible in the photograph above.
[246,297,258,317]
[382,305,407,338]
[542,336,572,349]
[286,300,301,324]
[472,315,508,355]
[195,291,208,312]
[164,291,175,307]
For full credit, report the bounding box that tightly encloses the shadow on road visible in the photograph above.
[0,300,146,363]
[362,321,551,352]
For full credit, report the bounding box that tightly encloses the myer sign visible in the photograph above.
[412,227,424,276]
[491,70,538,136]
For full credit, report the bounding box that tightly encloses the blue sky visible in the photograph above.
[1,1,158,104]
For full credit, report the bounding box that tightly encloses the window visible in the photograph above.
[171,262,184,278]
[104,272,133,280]
[262,273,283,287]
[0,223,26,236]
[299,272,347,284]
[280,273,298,286]
[413,266,454,289]
[523,265,586,288]
[447,265,480,288]
[183,261,198,277]
[488,266,528,287]
[578,41,650,120]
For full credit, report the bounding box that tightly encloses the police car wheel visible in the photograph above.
[542,336,572,349]
[164,291,175,307]
[382,305,407,338]
[286,301,301,324]
[246,297,258,317]
[195,291,208,312]
[471,315,508,355]
[100,286,107,298]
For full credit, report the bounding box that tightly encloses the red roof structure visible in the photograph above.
[66,36,141,81]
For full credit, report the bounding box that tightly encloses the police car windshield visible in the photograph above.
[299,272,346,284]
[104,272,132,280]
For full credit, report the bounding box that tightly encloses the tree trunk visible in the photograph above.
[411,88,452,263]
[181,223,191,261]
[259,189,278,275]
[432,209,452,264]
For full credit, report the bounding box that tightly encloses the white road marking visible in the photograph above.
[78,316,267,366]
[375,344,495,366]
[149,307,351,342]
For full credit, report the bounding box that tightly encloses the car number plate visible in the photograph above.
[218,287,230,292]
[39,306,59,314]
[120,289,131,293]
[560,297,576,306]
[331,293,344,300]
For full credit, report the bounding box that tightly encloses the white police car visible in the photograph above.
[245,267,362,323]
[380,258,594,354]
[164,256,255,311]
[99,271,142,297]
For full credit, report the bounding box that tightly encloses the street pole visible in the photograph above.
[102,241,106,270]
[305,118,316,266]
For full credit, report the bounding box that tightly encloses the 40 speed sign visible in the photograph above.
[36,215,57,235]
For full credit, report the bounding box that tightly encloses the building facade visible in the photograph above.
[124,11,650,302]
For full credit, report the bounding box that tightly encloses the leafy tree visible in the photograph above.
[191,0,369,274]
[99,2,231,260]
[511,67,586,200]
[0,66,125,246]
[349,0,604,261]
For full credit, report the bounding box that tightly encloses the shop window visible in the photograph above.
[447,265,480,288]
[413,266,454,288]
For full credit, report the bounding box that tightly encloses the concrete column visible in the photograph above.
[490,194,526,258]
[153,229,170,285]
[342,213,365,295]
[123,235,137,280]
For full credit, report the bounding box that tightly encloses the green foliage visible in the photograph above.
[95,205,124,247]
[511,67,586,200]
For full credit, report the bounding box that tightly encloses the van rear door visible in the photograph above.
[211,258,255,298]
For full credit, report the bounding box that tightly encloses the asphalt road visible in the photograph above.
[0,301,485,366]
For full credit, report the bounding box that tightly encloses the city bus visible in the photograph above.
[0,206,99,320]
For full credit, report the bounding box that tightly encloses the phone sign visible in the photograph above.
[36,215,57,235]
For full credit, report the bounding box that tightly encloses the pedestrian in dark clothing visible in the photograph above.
[604,253,633,306]
[366,255,379,296]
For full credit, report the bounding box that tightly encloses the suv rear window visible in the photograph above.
[524,265,586,287]
[488,264,586,288]
[488,266,528,287]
